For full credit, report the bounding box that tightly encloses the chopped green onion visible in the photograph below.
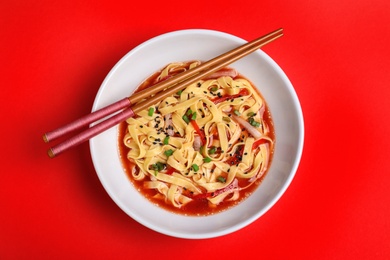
[248,117,261,127]
[247,112,256,117]
[163,136,169,145]
[191,112,197,120]
[151,162,166,172]
[186,109,193,116]
[191,164,199,172]
[148,107,154,116]
[203,157,212,163]
[182,115,190,124]
[164,149,174,157]
[217,176,226,183]
[157,162,165,171]
[211,86,218,92]
[222,116,231,122]
[177,90,183,96]
[234,110,241,116]
[208,147,217,154]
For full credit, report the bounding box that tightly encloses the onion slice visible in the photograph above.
[231,115,262,139]
[164,113,174,136]
[193,136,202,151]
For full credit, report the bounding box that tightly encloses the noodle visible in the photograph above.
[120,61,274,214]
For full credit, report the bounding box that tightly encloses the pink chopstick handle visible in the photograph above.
[43,98,131,142]
[47,107,135,158]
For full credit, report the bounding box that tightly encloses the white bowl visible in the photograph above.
[90,29,304,239]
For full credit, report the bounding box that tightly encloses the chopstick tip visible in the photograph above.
[42,133,49,143]
[47,148,56,158]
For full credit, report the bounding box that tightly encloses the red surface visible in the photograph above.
[2,0,390,259]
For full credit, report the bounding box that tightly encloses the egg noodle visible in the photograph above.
[121,61,274,211]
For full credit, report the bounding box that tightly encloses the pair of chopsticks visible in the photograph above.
[43,28,284,158]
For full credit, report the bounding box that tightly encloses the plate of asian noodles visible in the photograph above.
[90,29,304,239]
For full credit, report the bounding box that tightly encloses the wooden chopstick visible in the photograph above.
[46,28,283,158]
[43,28,283,144]
[132,29,284,113]
[128,28,284,106]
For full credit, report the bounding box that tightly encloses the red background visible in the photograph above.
[2,0,390,259]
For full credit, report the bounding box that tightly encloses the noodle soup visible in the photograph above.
[118,61,274,216]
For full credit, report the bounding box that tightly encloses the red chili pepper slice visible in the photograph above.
[190,120,207,145]
[226,145,244,166]
[252,138,268,150]
[211,88,249,104]
[165,166,177,175]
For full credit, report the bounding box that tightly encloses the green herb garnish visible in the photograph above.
[191,112,197,120]
[203,157,212,163]
[164,149,174,157]
[191,164,199,172]
[248,117,261,127]
[208,147,217,154]
[222,116,231,122]
[247,112,256,117]
[182,115,190,124]
[217,176,226,183]
[151,162,166,172]
[148,107,154,117]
